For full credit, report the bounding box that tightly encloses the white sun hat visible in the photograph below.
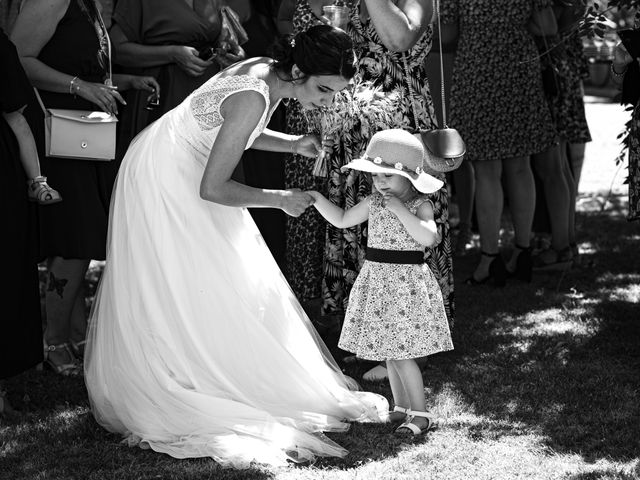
[340,129,444,194]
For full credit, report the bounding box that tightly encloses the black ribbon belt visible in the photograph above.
[365,247,424,264]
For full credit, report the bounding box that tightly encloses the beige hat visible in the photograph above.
[341,129,444,193]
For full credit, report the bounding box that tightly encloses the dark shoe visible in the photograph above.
[507,244,533,282]
[465,251,506,287]
[532,246,573,271]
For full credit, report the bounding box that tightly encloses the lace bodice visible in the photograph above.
[168,74,271,162]
[368,193,431,250]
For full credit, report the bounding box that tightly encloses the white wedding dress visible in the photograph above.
[84,73,387,468]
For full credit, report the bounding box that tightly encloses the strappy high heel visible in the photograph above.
[44,343,81,376]
[465,251,507,287]
[507,244,533,282]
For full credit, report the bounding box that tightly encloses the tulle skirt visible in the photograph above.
[84,118,388,468]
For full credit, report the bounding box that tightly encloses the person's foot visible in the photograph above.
[44,343,82,376]
[532,246,573,271]
[362,365,388,381]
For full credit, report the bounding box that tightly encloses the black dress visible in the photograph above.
[0,29,43,378]
[23,0,116,260]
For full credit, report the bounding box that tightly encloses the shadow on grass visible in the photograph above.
[425,207,640,463]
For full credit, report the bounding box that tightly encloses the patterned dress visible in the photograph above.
[339,194,454,361]
[319,1,453,323]
[536,27,591,143]
[283,1,330,303]
[440,0,557,161]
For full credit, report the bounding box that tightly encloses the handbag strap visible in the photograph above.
[402,0,448,129]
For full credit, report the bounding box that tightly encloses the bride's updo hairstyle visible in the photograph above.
[270,24,357,81]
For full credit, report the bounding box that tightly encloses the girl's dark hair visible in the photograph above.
[270,24,357,81]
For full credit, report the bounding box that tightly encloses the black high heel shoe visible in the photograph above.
[465,251,507,287]
[507,244,532,282]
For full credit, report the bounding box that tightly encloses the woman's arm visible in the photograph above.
[364,0,434,52]
[199,90,313,217]
[252,128,321,158]
[308,191,369,228]
[385,195,438,246]
[10,0,126,114]
[110,24,215,77]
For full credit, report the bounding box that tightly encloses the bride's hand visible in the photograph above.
[279,189,314,217]
[292,134,322,158]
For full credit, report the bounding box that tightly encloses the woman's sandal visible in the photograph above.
[70,340,86,360]
[395,410,439,436]
[44,343,81,376]
[387,405,410,424]
[27,176,62,205]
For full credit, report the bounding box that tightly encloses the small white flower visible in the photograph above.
[373,156,383,164]
[394,162,403,170]
[415,166,423,174]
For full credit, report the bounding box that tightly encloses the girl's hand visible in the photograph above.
[382,193,405,215]
[293,134,322,158]
[279,188,315,217]
[172,46,214,77]
[75,80,125,115]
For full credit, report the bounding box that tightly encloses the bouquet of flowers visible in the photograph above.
[306,81,404,177]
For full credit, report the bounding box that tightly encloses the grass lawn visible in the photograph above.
[1,101,639,479]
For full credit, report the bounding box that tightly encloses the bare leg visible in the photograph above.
[44,257,90,366]
[568,142,586,192]
[390,358,430,430]
[531,144,571,252]
[452,160,475,252]
[386,360,409,421]
[472,159,503,279]
[560,140,577,245]
[501,154,536,270]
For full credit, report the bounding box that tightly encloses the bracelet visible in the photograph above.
[289,137,297,155]
[610,63,628,77]
[69,76,80,95]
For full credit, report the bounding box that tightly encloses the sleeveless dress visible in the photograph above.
[339,194,454,361]
[0,30,42,378]
[84,72,387,468]
[23,0,115,259]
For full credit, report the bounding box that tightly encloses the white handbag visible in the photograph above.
[35,98,118,161]
[34,7,117,161]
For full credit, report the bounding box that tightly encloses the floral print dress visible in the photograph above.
[339,194,453,361]
[440,0,557,161]
[322,1,454,323]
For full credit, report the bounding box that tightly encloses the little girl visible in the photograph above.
[307,129,454,435]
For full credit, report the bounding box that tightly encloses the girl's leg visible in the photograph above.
[568,141,586,190]
[70,283,88,357]
[390,358,431,430]
[502,155,536,270]
[44,257,90,367]
[472,159,503,279]
[386,360,409,421]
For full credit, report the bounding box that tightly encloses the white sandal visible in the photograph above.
[387,405,410,424]
[27,176,62,205]
[395,410,439,436]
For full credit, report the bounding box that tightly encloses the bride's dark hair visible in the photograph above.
[270,24,357,81]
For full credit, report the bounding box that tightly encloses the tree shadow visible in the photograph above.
[426,208,640,463]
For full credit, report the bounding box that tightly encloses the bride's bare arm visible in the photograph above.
[199,90,312,217]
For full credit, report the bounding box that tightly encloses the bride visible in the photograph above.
[84,24,388,468]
